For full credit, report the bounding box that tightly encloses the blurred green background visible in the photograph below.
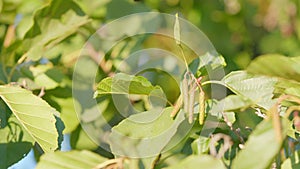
[2,0,300,72]
[138,0,300,71]
[1,0,300,168]
[82,0,300,71]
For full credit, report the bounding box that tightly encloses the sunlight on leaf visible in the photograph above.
[0,85,59,152]
[23,0,90,60]
[109,107,185,157]
[95,73,163,97]
[36,150,107,169]
[223,71,277,110]
[165,155,226,169]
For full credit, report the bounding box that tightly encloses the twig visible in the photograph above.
[151,153,161,169]
[7,53,27,83]
[284,106,300,118]
[93,158,125,169]
[38,87,45,97]
[270,102,282,142]
[3,25,15,47]
[221,112,245,144]
[17,53,27,64]
[86,43,114,77]
[209,133,233,159]
[281,95,300,105]
[269,94,300,142]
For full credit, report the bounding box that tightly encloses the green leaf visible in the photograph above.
[285,87,300,98]
[231,119,289,169]
[26,64,65,90]
[189,52,226,75]
[281,150,300,169]
[209,95,252,117]
[95,73,162,97]
[275,80,300,98]
[164,155,226,169]
[0,0,21,24]
[0,115,34,144]
[109,107,186,157]
[52,97,80,134]
[191,136,210,155]
[0,99,10,128]
[286,119,297,140]
[22,0,90,60]
[105,0,150,20]
[0,115,34,169]
[247,55,300,99]
[36,150,107,169]
[222,71,277,110]
[0,142,32,169]
[0,85,59,152]
[70,126,98,150]
[247,54,300,82]
[224,112,236,124]
[0,112,35,168]
[18,62,65,90]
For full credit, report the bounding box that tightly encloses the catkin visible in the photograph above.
[199,90,205,125]
[182,73,189,113]
[170,96,182,118]
[188,83,196,124]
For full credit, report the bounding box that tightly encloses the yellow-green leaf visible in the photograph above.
[36,150,107,169]
[0,85,59,152]
[95,73,162,97]
[222,71,277,110]
[165,155,226,169]
[23,0,90,60]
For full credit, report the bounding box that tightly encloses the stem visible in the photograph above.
[201,80,227,87]
[151,153,161,169]
[178,44,189,70]
[7,66,17,83]
[187,71,202,89]
[269,103,282,142]
[209,133,233,159]
[285,106,300,118]
[86,43,114,77]
[7,53,27,83]
[17,53,27,64]
[150,94,174,107]
[222,112,245,144]
[93,158,124,169]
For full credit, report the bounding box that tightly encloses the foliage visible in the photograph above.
[1,0,300,169]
